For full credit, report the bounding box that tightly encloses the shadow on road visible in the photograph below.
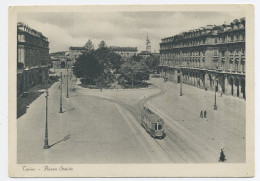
[48,134,70,149]
[63,107,75,113]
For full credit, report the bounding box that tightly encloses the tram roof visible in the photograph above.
[142,107,163,123]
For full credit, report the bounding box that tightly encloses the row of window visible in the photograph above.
[160,34,245,50]
[161,49,245,58]
[161,59,246,72]
[18,34,49,48]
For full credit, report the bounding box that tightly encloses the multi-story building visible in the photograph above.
[159,18,246,99]
[69,39,94,60]
[17,22,50,95]
[109,46,138,60]
[69,47,87,60]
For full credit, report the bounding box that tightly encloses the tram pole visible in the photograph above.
[43,87,49,149]
[180,70,183,96]
[214,84,218,110]
[66,64,69,98]
[59,72,63,113]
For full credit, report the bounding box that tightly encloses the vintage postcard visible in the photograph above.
[9,5,254,177]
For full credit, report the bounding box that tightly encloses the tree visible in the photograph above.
[143,55,160,72]
[84,39,94,52]
[129,54,142,62]
[72,53,102,85]
[98,40,107,49]
[94,45,124,80]
[119,60,149,88]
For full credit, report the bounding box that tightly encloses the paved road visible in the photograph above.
[18,69,171,163]
[17,69,245,163]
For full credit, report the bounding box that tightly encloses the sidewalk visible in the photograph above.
[17,78,59,118]
[147,78,246,162]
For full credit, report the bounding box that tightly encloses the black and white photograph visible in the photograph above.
[8,5,254,177]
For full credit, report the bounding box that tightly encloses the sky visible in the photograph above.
[18,11,245,53]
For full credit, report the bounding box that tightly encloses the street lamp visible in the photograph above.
[43,87,49,149]
[180,70,183,96]
[214,81,218,110]
[59,72,63,113]
[66,61,69,98]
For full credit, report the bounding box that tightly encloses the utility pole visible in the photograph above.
[66,63,69,98]
[43,88,49,149]
[59,72,63,113]
[180,70,183,96]
[132,73,134,89]
[214,81,218,110]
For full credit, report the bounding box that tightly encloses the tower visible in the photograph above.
[146,34,151,53]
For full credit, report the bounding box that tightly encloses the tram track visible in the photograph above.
[77,85,181,162]
[77,82,210,163]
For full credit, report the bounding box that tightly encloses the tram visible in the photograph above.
[141,106,165,139]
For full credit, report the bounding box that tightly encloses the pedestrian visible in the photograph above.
[200,110,203,118]
[204,110,207,118]
[219,148,226,162]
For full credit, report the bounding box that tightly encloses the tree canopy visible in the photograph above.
[119,60,149,87]
[143,55,160,72]
[73,53,102,85]
[84,39,94,52]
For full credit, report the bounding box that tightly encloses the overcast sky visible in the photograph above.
[18,11,245,53]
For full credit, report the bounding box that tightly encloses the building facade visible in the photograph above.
[69,47,87,60]
[17,22,50,95]
[159,18,245,99]
[109,46,138,60]
[50,51,74,70]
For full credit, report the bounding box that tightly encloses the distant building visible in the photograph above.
[69,39,94,60]
[138,51,153,59]
[138,34,154,59]
[69,46,87,60]
[159,18,245,99]
[109,46,138,60]
[17,22,50,95]
[50,51,73,70]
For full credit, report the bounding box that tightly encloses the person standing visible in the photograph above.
[204,110,207,118]
[200,110,203,118]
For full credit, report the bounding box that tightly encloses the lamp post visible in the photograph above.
[180,70,183,96]
[59,72,63,113]
[66,62,69,98]
[214,81,218,110]
[43,87,49,149]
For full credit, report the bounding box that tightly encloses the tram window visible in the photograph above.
[158,124,162,130]
[154,123,157,130]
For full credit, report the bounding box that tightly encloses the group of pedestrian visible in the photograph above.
[200,110,207,118]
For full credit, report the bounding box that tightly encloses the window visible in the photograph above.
[221,50,225,57]
[158,124,162,130]
[154,123,157,130]
[236,35,239,41]
[230,50,234,56]
[241,49,245,56]
[213,49,218,57]
[230,36,234,42]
